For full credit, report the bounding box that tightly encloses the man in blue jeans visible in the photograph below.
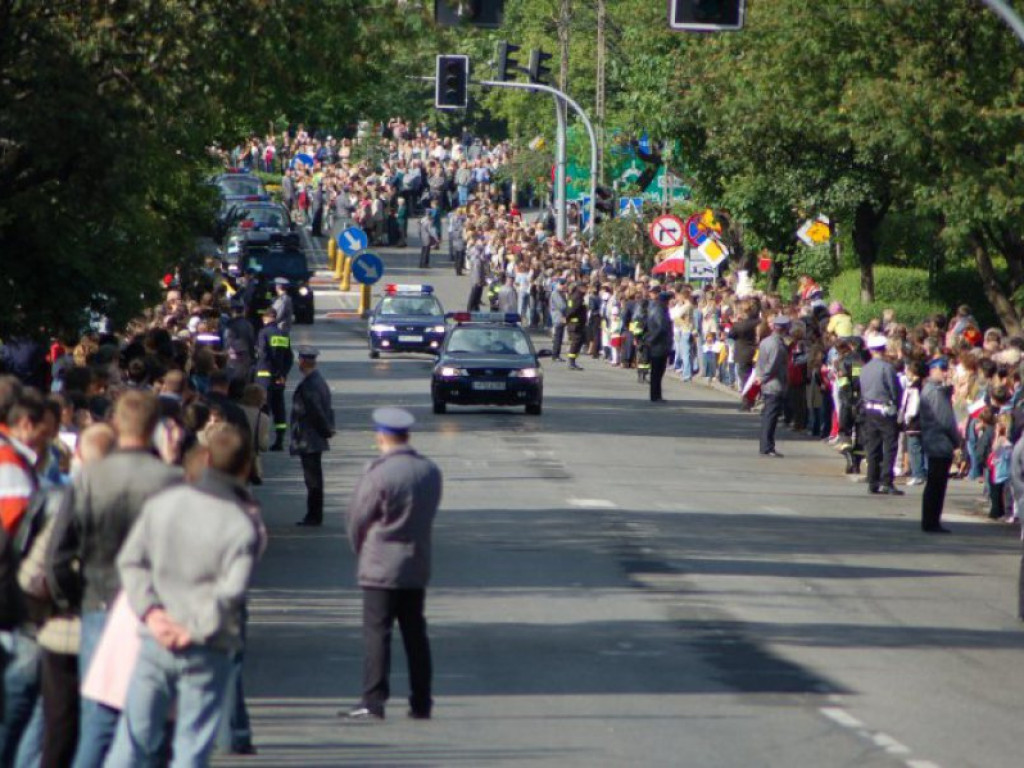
[106,424,258,766]
[46,390,181,768]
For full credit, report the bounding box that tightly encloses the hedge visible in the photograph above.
[829,267,946,327]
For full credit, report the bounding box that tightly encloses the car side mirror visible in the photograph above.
[536,349,553,358]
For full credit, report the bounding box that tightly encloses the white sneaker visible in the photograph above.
[906,478,924,487]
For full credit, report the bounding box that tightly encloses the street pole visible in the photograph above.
[554,95,568,242]
[478,79,598,239]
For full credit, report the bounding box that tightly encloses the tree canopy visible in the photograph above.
[3,1,1024,335]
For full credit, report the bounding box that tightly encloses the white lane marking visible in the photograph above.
[821,708,940,767]
[871,733,911,755]
[820,707,863,729]
[568,498,618,509]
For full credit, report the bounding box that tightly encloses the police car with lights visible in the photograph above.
[367,285,447,359]
[431,313,548,415]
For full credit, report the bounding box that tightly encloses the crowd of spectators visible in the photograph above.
[3,121,1023,765]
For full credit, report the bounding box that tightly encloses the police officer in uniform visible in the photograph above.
[859,335,904,495]
[223,300,256,384]
[291,347,335,527]
[565,286,588,371]
[272,277,294,334]
[645,288,672,402]
[255,307,293,451]
[756,315,790,457]
[342,408,443,721]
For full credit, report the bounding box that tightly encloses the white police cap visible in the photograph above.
[372,407,415,435]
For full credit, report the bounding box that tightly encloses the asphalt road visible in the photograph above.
[214,235,1024,768]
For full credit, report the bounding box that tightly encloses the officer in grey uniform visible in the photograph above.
[755,315,790,457]
[859,335,904,495]
[272,277,294,334]
[342,408,443,721]
[290,346,335,526]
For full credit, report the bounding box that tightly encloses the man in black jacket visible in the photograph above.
[645,288,672,402]
[290,348,334,527]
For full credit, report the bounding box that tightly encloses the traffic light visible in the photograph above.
[528,49,553,85]
[435,55,469,110]
[495,41,521,82]
[434,0,504,28]
[669,0,745,31]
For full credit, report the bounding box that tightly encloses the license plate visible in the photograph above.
[398,335,422,343]
[472,381,506,391]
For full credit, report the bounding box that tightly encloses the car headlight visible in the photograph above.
[371,324,396,333]
[510,368,540,379]
[439,366,469,378]
[431,325,447,333]
[298,286,310,296]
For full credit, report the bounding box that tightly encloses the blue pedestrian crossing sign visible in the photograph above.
[619,197,644,218]
[338,226,369,256]
[351,252,385,285]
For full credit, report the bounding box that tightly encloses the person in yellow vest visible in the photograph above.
[254,307,293,451]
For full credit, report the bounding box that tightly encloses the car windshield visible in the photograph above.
[447,327,532,356]
[235,206,285,228]
[217,177,264,197]
[247,251,308,282]
[379,297,442,317]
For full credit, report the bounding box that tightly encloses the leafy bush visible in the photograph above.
[784,244,838,286]
[829,267,945,326]
[933,266,997,329]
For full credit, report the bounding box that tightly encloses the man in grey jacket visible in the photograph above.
[755,315,790,457]
[919,357,960,533]
[107,424,259,767]
[46,389,181,768]
[343,408,442,721]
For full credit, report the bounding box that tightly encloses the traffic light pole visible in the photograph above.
[477,79,598,240]
[981,0,1024,45]
[553,95,568,242]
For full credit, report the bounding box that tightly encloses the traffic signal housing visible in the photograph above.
[434,0,504,28]
[528,49,553,85]
[669,0,745,31]
[495,41,521,82]
[435,55,469,110]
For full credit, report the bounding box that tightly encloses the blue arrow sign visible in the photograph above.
[351,252,384,285]
[619,197,644,218]
[337,226,369,256]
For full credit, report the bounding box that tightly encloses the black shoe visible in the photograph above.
[340,706,384,721]
[296,518,322,527]
[879,485,904,496]
[269,442,284,452]
[869,486,882,494]
[407,709,432,720]
[922,526,952,534]
[230,743,258,755]
[761,450,783,458]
